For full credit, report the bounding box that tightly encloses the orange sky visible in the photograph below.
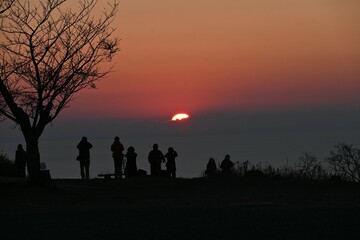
[64,0,360,119]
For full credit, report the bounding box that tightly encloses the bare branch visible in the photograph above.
[1,0,119,130]
[0,0,14,15]
[327,143,360,182]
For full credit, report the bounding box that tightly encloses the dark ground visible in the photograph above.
[1,176,360,240]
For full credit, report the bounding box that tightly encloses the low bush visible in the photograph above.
[0,152,16,177]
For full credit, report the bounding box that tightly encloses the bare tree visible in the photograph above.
[297,151,323,180]
[327,143,360,182]
[0,0,119,181]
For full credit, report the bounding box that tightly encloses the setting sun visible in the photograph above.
[171,113,190,121]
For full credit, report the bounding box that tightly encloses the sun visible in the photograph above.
[171,113,189,121]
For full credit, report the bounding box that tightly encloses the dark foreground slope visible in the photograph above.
[1,177,359,240]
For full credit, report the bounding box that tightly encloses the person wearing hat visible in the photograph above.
[220,154,234,176]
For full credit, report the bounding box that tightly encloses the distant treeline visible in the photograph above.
[203,142,360,183]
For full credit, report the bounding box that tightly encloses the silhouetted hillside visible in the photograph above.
[1,177,359,240]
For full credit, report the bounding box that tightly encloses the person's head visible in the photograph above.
[153,144,158,150]
[82,136,87,141]
[209,157,215,163]
[17,144,23,150]
[114,136,120,142]
[168,147,174,152]
[128,146,134,152]
[225,154,230,160]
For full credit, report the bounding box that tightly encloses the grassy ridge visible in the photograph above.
[1,177,360,239]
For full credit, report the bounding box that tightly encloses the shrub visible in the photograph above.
[232,155,327,181]
[297,152,325,180]
[0,152,16,177]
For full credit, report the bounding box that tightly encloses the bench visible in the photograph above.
[97,169,148,179]
[97,173,117,179]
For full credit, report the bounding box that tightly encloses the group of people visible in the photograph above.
[205,154,235,177]
[148,144,178,178]
[13,137,233,180]
[76,136,179,180]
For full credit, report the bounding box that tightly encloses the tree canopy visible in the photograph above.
[0,0,119,126]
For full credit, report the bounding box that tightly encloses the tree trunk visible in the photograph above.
[24,132,41,182]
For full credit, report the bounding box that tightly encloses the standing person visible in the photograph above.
[205,157,217,177]
[125,146,137,178]
[148,144,165,176]
[15,144,27,178]
[111,136,124,179]
[77,136,93,180]
[165,147,178,178]
[220,154,234,176]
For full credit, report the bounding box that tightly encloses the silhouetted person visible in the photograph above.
[125,146,138,178]
[77,136,93,180]
[111,136,124,179]
[148,144,165,176]
[220,154,234,176]
[205,157,217,177]
[165,147,178,178]
[15,144,27,178]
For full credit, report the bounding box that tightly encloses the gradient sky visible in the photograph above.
[62,0,360,119]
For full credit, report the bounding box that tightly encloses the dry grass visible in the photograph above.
[1,176,360,240]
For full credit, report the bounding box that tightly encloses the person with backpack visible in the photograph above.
[220,154,234,176]
[165,147,178,178]
[148,143,165,176]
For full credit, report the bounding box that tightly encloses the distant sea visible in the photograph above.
[1,109,359,179]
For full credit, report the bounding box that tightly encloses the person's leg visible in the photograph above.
[114,160,118,178]
[119,160,123,178]
[150,164,154,176]
[114,160,120,178]
[80,161,85,179]
[85,161,90,180]
[16,167,21,178]
[21,167,26,178]
[155,164,161,176]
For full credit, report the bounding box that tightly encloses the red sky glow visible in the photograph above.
[63,0,360,119]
